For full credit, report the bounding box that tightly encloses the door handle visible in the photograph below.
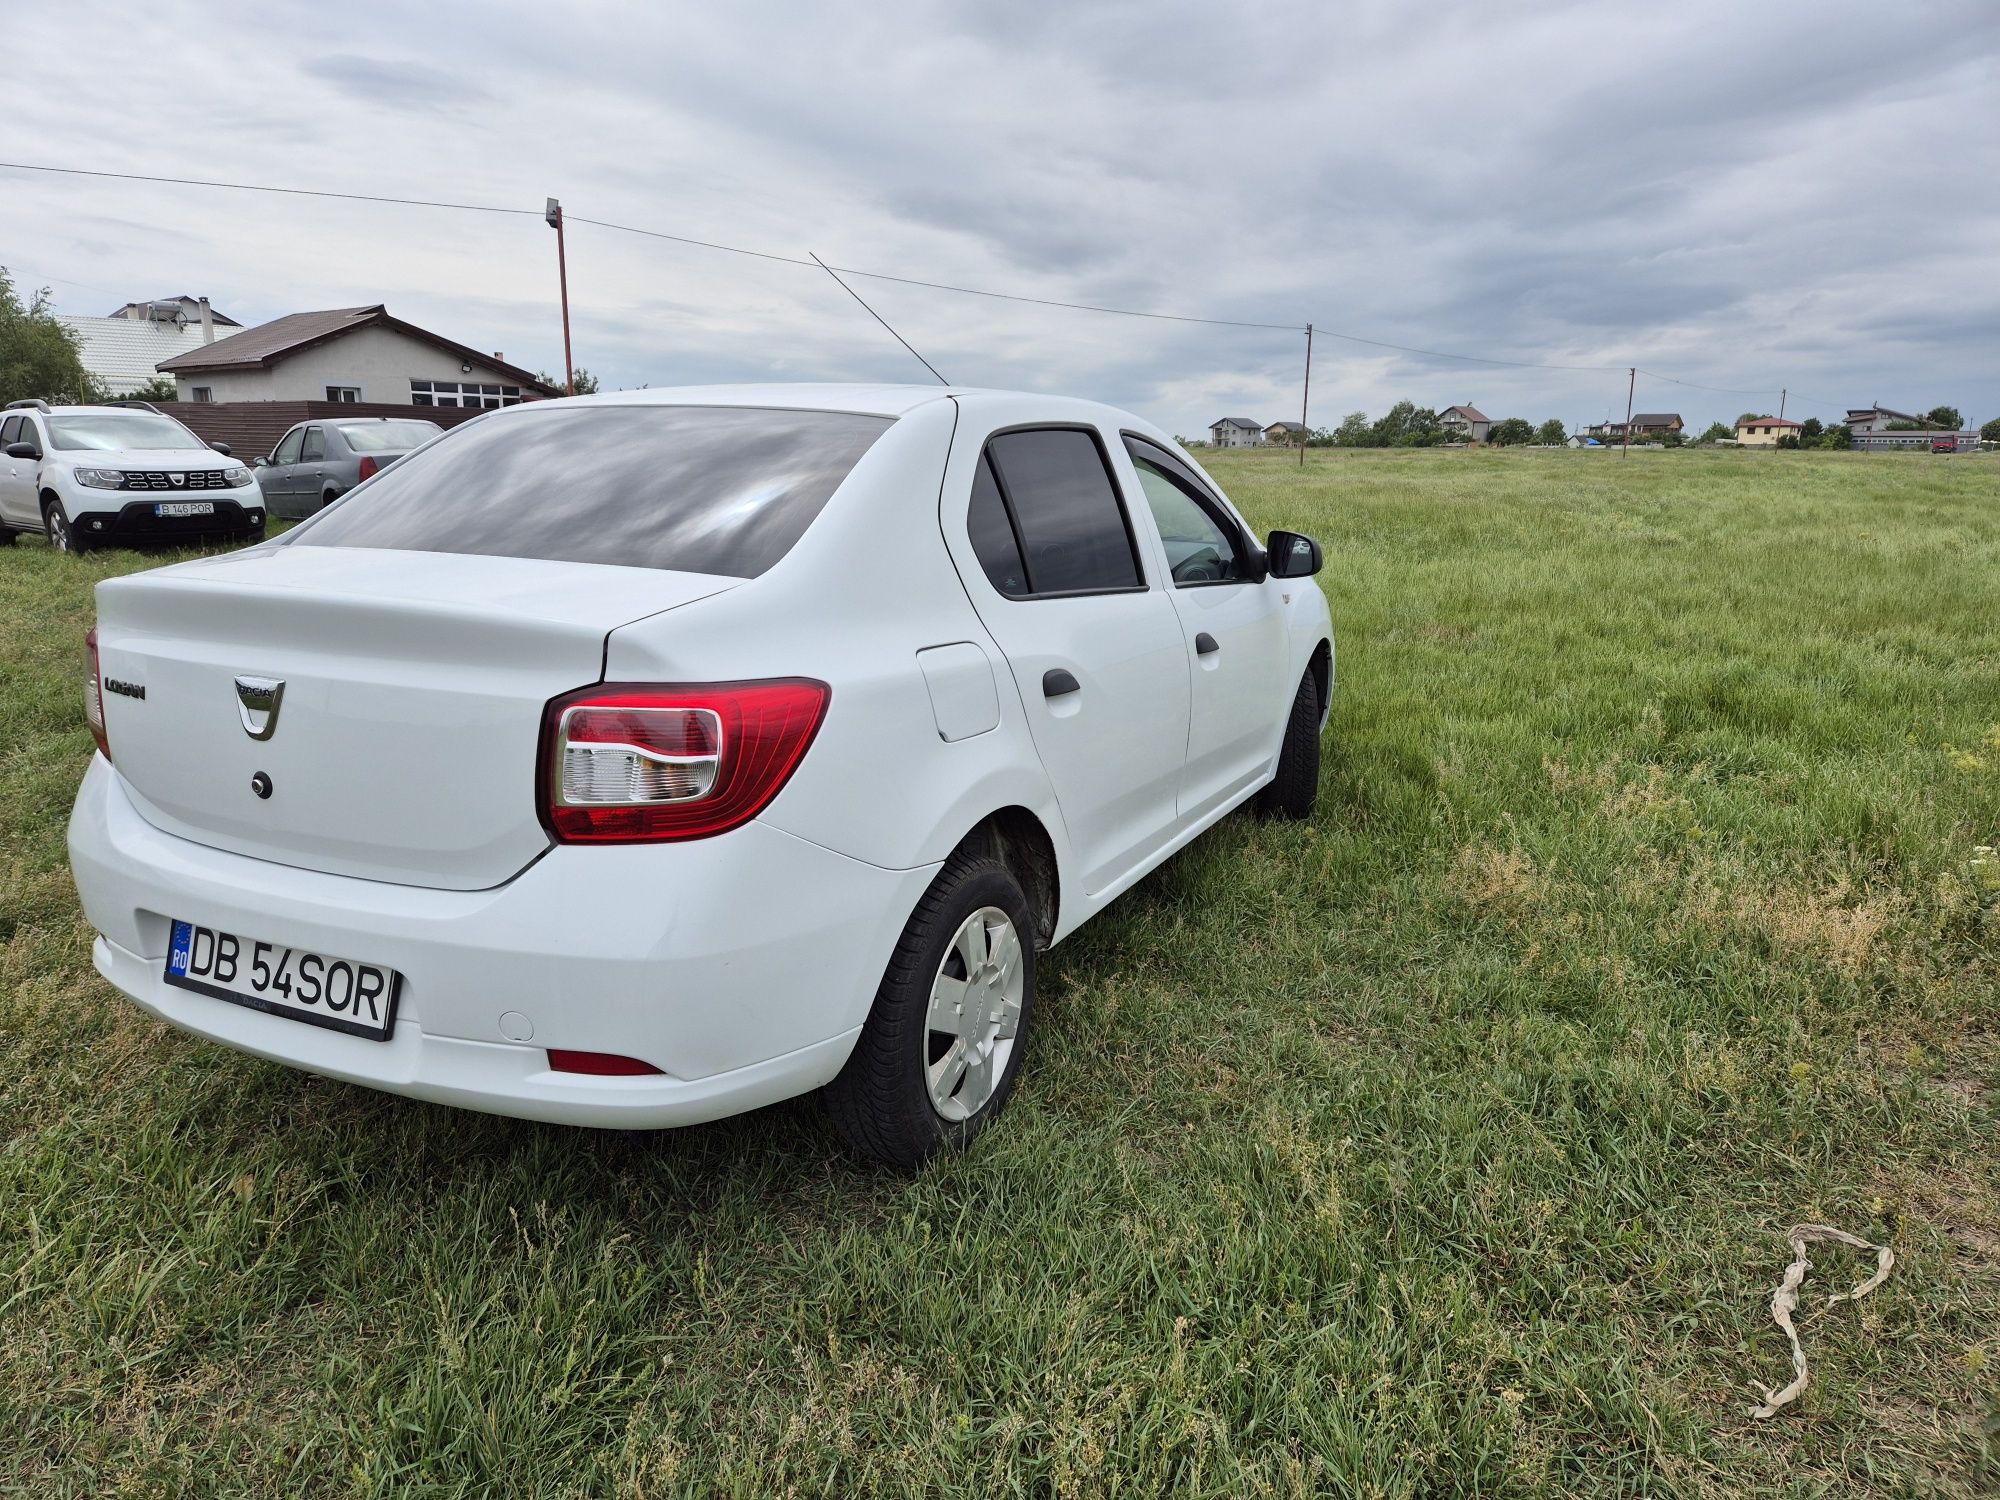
[1194,632,1220,656]
[1042,668,1080,698]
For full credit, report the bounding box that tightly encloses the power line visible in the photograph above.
[0,157,1858,409]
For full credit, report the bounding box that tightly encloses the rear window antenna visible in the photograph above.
[810,253,950,386]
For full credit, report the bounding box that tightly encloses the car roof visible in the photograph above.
[535,383,1152,432]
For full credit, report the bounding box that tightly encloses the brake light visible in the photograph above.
[356,455,378,482]
[538,679,830,842]
[84,627,111,762]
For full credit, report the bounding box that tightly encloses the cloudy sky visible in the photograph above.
[6,0,1997,436]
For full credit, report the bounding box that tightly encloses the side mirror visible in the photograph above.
[209,440,233,455]
[5,441,38,460]
[252,456,269,467]
[1265,530,1323,578]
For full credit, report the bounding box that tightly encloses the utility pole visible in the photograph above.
[545,197,575,396]
[1779,388,1786,421]
[1299,324,1313,468]
[1621,367,1635,459]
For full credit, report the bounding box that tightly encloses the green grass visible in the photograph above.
[2,448,1997,1496]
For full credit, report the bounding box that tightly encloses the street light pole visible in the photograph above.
[546,197,574,397]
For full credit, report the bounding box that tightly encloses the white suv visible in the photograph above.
[68,385,1333,1167]
[1,400,265,553]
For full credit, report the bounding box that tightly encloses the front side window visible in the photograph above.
[273,428,304,466]
[295,405,892,577]
[301,428,325,462]
[0,416,18,447]
[976,428,1142,596]
[1123,440,1248,586]
[46,411,206,451]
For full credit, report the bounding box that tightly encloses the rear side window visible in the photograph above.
[301,427,325,462]
[967,454,1029,597]
[296,405,893,577]
[978,428,1142,596]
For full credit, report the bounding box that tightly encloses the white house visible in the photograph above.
[157,305,558,407]
[1209,416,1264,448]
[1437,405,1490,443]
[58,296,237,396]
[1843,404,1932,435]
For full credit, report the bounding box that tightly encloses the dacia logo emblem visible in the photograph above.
[170,472,186,486]
[234,676,284,740]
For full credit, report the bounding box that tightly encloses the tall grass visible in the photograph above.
[1,448,1995,1496]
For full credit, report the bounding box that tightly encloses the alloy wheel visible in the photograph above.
[924,906,1024,1121]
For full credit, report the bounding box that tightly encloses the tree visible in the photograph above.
[1817,424,1852,449]
[1736,412,1762,428]
[0,267,104,406]
[1534,418,1566,446]
[535,366,601,395]
[1776,434,1801,449]
[1333,411,1372,447]
[1488,417,1535,446]
[1697,421,1732,443]
[122,376,179,403]
[1981,417,2000,445]
[1799,416,1823,442]
[1926,405,1962,432]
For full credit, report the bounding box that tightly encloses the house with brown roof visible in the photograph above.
[157,305,558,408]
[1437,405,1490,443]
[1735,416,1801,447]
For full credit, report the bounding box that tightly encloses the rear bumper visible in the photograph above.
[68,756,938,1128]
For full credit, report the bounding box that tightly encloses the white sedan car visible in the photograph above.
[69,386,1333,1166]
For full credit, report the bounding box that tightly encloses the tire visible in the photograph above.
[0,528,16,546]
[1256,669,1321,821]
[826,851,1037,1169]
[320,490,339,511]
[43,498,87,555]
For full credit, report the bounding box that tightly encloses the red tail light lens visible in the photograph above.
[84,627,111,762]
[538,679,829,843]
[547,1049,664,1076]
[356,455,378,482]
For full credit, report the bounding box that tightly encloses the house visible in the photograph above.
[1208,417,1264,448]
[105,296,242,328]
[1735,416,1802,446]
[1263,420,1305,445]
[157,304,559,407]
[1844,404,1932,435]
[57,295,234,396]
[1630,413,1684,437]
[1437,405,1490,443]
[1851,427,1979,452]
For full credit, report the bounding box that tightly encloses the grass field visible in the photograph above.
[2,447,1997,1496]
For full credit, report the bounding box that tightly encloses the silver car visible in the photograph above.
[254,417,442,519]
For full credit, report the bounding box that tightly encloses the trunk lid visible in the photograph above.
[93,545,741,890]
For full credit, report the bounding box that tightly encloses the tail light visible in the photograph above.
[356,455,378,482]
[547,1049,663,1076]
[538,679,829,843]
[84,627,111,762]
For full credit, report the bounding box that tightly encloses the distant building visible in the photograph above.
[158,304,558,406]
[1851,428,1981,452]
[57,296,232,396]
[1437,404,1490,443]
[1735,416,1802,446]
[1844,405,1933,435]
[1263,420,1305,445]
[1586,413,1684,441]
[1208,416,1264,448]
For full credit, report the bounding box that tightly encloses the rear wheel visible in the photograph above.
[43,498,87,555]
[826,851,1035,1169]
[1256,669,1321,820]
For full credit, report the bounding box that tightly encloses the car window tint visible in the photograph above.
[1129,454,1244,585]
[966,453,1029,597]
[295,405,892,577]
[339,421,439,453]
[985,429,1140,594]
[301,427,325,462]
[273,429,304,465]
[0,417,17,446]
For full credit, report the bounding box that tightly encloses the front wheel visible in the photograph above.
[826,852,1036,1169]
[44,499,87,555]
[1256,669,1321,820]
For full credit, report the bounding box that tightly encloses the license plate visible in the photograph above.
[155,500,215,517]
[164,919,401,1041]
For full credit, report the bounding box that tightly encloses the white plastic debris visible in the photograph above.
[1748,1223,1895,1419]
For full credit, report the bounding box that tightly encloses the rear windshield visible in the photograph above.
[295,405,893,577]
[338,420,440,453]
[49,411,207,451]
